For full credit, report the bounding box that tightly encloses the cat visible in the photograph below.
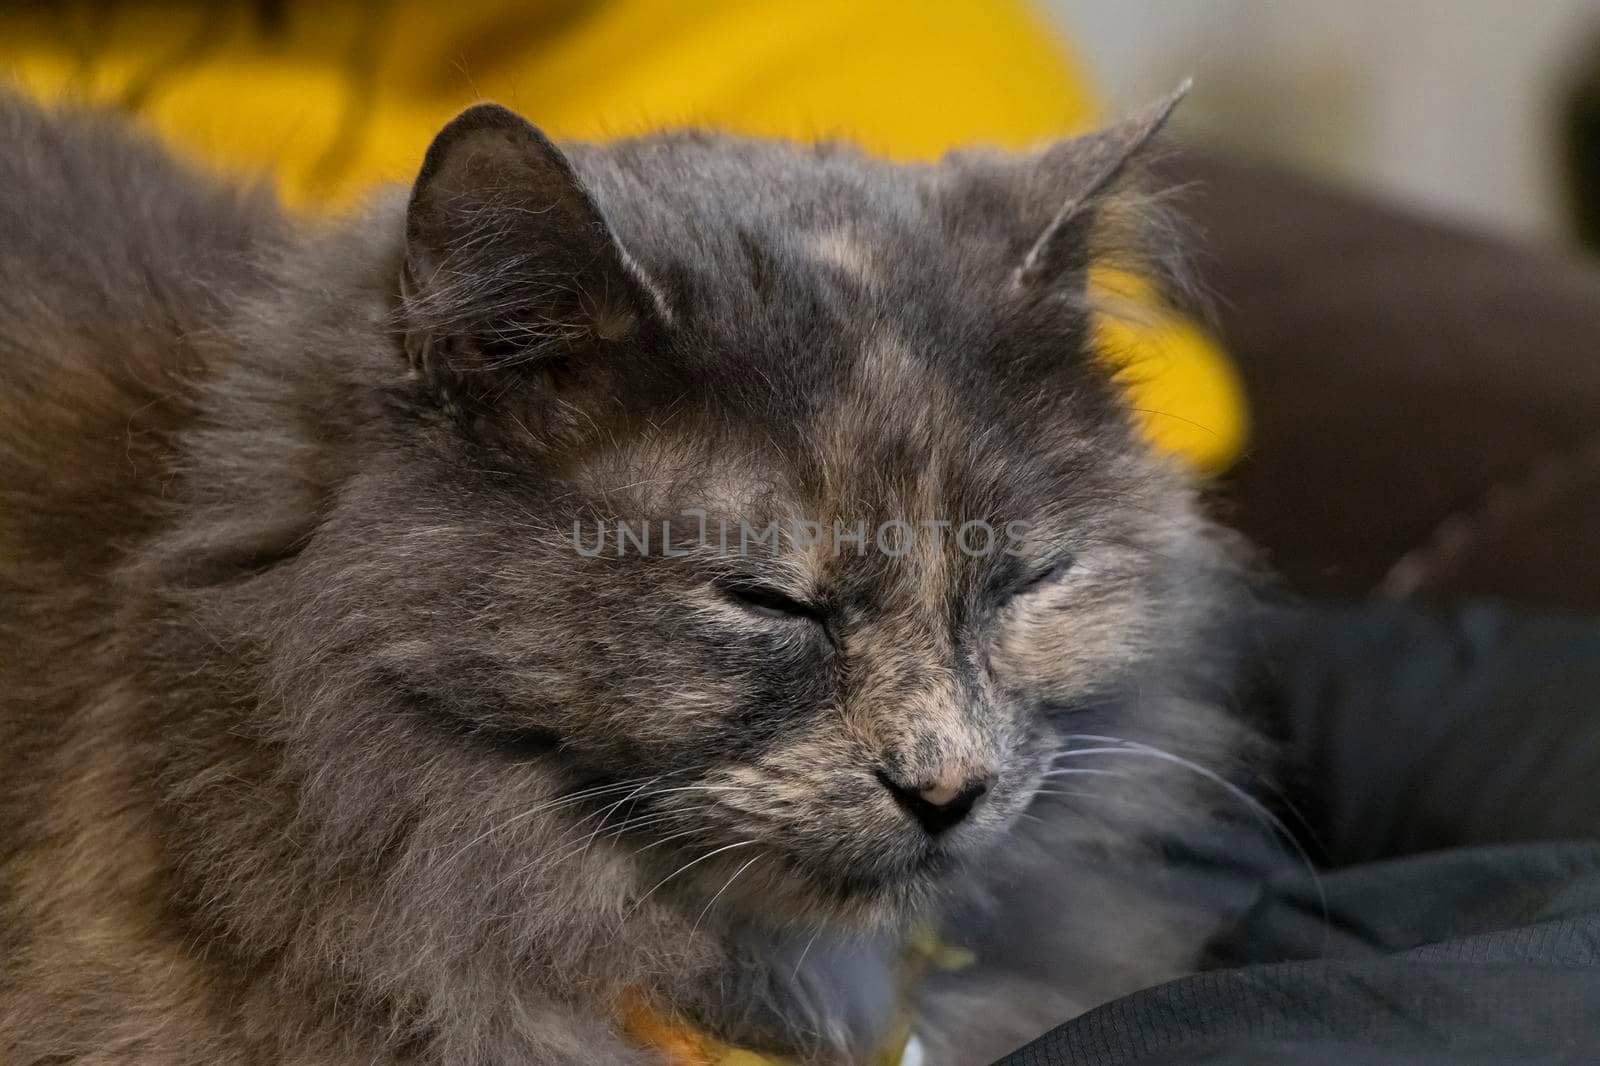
[0,85,1258,1064]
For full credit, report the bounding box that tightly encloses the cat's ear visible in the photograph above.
[1011,82,1187,290]
[400,103,665,401]
[946,82,1188,293]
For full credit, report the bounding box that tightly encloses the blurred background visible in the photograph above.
[1049,0,1600,246]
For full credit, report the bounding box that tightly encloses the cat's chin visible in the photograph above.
[675,839,965,939]
[746,872,930,938]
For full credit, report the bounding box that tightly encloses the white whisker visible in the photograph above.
[792,922,825,980]
[631,824,710,856]
[494,806,715,894]
[1057,733,1330,932]
[630,839,759,913]
[569,778,659,853]
[1051,745,1149,761]
[442,776,659,865]
[1039,767,1124,780]
[691,852,764,935]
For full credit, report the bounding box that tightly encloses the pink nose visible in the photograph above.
[878,771,995,834]
[918,781,967,807]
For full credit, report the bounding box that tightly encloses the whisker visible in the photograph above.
[567,777,661,853]
[549,781,747,861]
[1051,745,1153,761]
[442,776,661,865]
[691,852,764,935]
[541,778,657,852]
[1057,733,1330,934]
[1055,736,1329,864]
[591,807,708,846]
[1039,767,1124,780]
[558,805,715,867]
[792,921,825,980]
[631,825,711,856]
[630,839,759,913]
[637,784,750,797]
[494,806,715,894]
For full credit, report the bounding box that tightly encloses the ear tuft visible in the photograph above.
[1011,80,1191,291]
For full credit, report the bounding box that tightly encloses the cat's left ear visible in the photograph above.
[1012,82,1187,289]
[400,103,665,402]
[948,82,1188,292]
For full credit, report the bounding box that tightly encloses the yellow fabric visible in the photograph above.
[1,0,1244,471]
[620,990,733,1066]
[622,992,861,1066]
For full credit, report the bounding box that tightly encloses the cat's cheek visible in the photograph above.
[986,580,1157,705]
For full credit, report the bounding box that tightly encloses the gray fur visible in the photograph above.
[0,90,1259,1065]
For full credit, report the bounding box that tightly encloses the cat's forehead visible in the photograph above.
[573,132,934,230]
[571,133,1062,403]
[575,319,1116,567]
[563,131,1130,544]
[569,132,1005,314]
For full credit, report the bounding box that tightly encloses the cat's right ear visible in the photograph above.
[400,104,665,406]
[941,83,1188,297]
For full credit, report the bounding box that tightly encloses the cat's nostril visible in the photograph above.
[878,771,993,835]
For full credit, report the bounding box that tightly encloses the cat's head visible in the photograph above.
[213,95,1240,947]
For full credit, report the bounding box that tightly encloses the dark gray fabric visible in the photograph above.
[994,604,1600,1065]
[1259,604,1600,864]
[996,843,1600,1065]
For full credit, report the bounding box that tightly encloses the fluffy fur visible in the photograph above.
[0,89,1257,1065]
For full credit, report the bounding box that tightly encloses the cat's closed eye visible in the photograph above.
[1003,556,1077,603]
[718,580,829,625]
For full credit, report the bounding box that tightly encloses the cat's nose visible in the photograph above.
[878,770,994,835]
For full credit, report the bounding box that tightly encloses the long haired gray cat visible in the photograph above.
[0,84,1260,1064]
